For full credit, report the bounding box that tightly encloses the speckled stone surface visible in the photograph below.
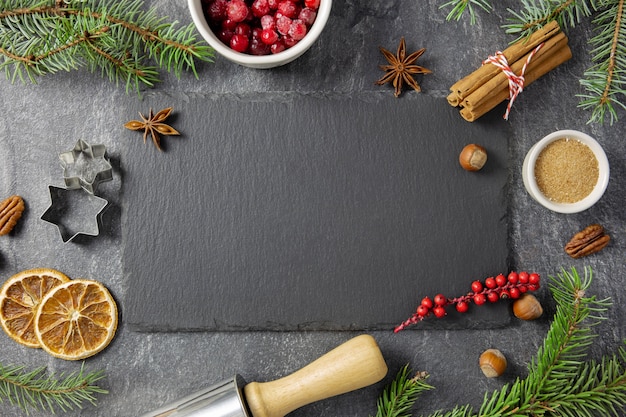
[0,1,624,417]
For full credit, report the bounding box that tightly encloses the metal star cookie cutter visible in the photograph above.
[41,186,108,243]
[59,139,113,194]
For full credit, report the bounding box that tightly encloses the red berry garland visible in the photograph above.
[394,271,540,333]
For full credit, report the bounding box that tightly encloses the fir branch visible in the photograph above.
[0,0,213,92]
[577,0,626,125]
[503,0,597,40]
[379,266,626,417]
[0,362,107,415]
[372,365,433,417]
[439,0,492,24]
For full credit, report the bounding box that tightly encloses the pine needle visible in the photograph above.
[0,0,214,93]
[0,362,107,415]
[372,365,433,417]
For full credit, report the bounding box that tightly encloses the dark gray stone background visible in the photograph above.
[123,94,510,332]
[0,1,624,417]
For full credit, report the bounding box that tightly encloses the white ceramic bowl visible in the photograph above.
[188,0,332,69]
[522,130,610,214]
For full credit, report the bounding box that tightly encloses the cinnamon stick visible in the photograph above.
[447,21,562,106]
[459,44,572,122]
[462,32,569,110]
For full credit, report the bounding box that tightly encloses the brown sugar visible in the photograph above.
[534,138,599,203]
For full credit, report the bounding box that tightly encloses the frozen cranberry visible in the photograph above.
[304,0,320,8]
[276,15,292,35]
[207,0,228,21]
[260,14,275,29]
[260,28,279,45]
[227,0,248,22]
[234,22,251,37]
[283,35,298,47]
[298,7,316,26]
[222,18,238,31]
[217,29,234,44]
[277,0,298,18]
[268,0,279,9]
[270,39,286,54]
[249,39,271,55]
[251,27,264,40]
[251,0,270,17]
[230,33,249,52]
[288,19,307,40]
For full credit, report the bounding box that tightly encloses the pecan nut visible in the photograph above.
[0,195,25,236]
[564,224,610,259]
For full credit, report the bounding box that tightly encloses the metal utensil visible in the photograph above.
[140,334,388,417]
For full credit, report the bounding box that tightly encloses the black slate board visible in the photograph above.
[123,93,511,331]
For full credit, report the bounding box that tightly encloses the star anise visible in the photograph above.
[124,107,180,151]
[375,37,431,97]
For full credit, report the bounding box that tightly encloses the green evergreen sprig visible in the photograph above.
[381,266,626,417]
[372,365,434,417]
[0,362,107,415]
[439,0,493,25]
[0,0,214,93]
[439,0,626,126]
[577,0,626,125]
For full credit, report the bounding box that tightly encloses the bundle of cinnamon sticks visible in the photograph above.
[447,21,572,122]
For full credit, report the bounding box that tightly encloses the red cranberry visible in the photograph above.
[249,39,271,55]
[298,7,317,26]
[288,19,307,40]
[230,33,249,52]
[276,15,292,35]
[277,0,299,18]
[304,0,320,8]
[251,27,263,40]
[235,22,251,37]
[206,0,320,55]
[508,272,519,285]
[222,18,238,31]
[207,0,228,21]
[217,28,234,44]
[260,14,275,29]
[227,0,249,22]
[283,35,298,47]
[270,40,286,54]
[251,0,270,17]
[261,28,279,45]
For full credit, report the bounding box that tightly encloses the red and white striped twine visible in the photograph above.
[482,42,545,120]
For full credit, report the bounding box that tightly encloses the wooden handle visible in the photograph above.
[243,335,388,417]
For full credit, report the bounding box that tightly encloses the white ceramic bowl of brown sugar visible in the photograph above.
[522,130,610,214]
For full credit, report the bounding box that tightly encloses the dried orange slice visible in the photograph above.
[35,279,118,360]
[0,268,70,348]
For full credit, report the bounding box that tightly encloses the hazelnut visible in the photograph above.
[459,144,487,171]
[479,348,507,378]
[513,293,543,321]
